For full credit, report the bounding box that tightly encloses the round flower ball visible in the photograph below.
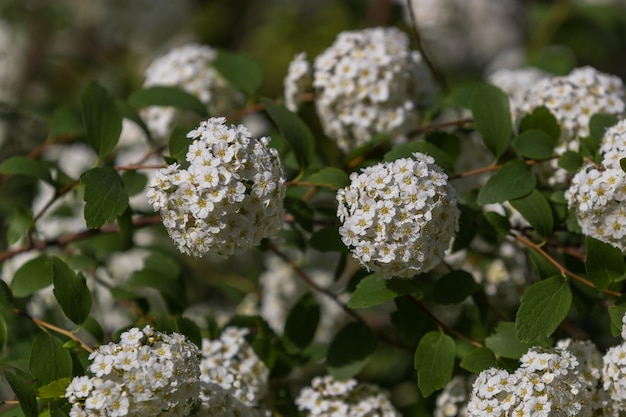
[65,326,201,417]
[141,43,245,139]
[565,120,626,253]
[146,117,286,257]
[336,152,459,278]
[302,26,434,153]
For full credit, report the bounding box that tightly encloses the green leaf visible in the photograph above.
[557,150,583,173]
[485,321,549,359]
[348,274,419,309]
[589,113,619,142]
[307,167,350,189]
[460,347,498,373]
[116,100,151,141]
[509,190,554,241]
[608,304,626,337]
[81,81,123,158]
[308,227,349,253]
[3,370,38,417]
[512,129,558,160]
[29,333,72,387]
[168,126,191,163]
[37,378,71,399]
[127,86,208,117]
[621,158,626,173]
[383,141,454,175]
[433,270,480,305]
[476,160,536,205]
[483,211,511,238]
[0,156,53,184]
[52,257,91,325]
[121,170,148,197]
[327,322,377,380]
[0,314,7,353]
[81,166,129,229]
[284,196,314,232]
[283,293,320,353]
[518,106,560,141]
[6,209,34,245]
[527,247,561,280]
[11,255,53,298]
[213,51,263,96]
[0,280,15,310]
[414,331,455,397]
[262,99,315,171]
[127,252,185,312]
[585,236,626,290]
[470,84,513,159]
[174,316,202,350]
[515,276,572,343]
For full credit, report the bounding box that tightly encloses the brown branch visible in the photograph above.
[451,158,542,180]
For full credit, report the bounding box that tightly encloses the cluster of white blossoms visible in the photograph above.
[295,375,400,417]
[434,375,473,417]
[141,44,244,139]
[487,67,551,118]
[283,52,312,112]
[65,326,201,417]
[336,152,459,278]
[146,117,286,257]
[602,313,626,414]
[287,27,434,153]
[566,120,626,252]
[199,327,269,408]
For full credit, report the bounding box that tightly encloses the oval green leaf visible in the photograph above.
[11,255,53,298]
[3,370,38,417]
[512,129,557,160]
[327,321,377,380]
[460,347,497,373]
[485,321,550,359]
[213,51,263,96]
[52,257,92,326]
[307,167,350,189]
[309,227,349,253]
[29,332,73,387]
[476,160,536,205]
[127,86,208,117]
[557,150,583,173]
[348,274,419,309]
[433,270,480,305]
[585,236,626,290]
[509,189,554,241]
[0,156,53,184]
[283,293,320,353]
[80,81,123,158]
[470,84,513,159]
[81,166,129,229]
[414,331,455,397]
[518,106,560,141]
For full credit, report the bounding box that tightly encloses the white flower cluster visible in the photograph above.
[295,375,400,417]
[566,120,626,252]
[65,326,201,417]
[146,117,286,257]
[141,44,244,139]
[434,375,473,417]
[199,327,269,408]
[602,313,626,414]
[336,152,459,278]
[487,67,551,118]
[467,342,604,417]
[284,52,312,112]
[299,26,434,153]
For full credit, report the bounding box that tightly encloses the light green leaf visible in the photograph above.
[414,331,455,397]
[80,81,123,158]
[307,167,350,189]
[512,129,558,160]
[327,322,377,380]
[485,322,549,359]
[6,209,33,245]
[476,160,536,205]
[433,270,480,305]
[515,276,572,343]
[283,293,320,353]
[213,51,263,95]
[470,84,513,159]
[81,166,129,229]
[127,86,208,117]
[29,332,73,387]
[11,255,53,298]
[37,378,71,399]
[348,275,420,309]
[585,236,626,290]
[608,304,626,337]
[3,370,38,417]
[460,347,498,373]
[0,156,53,184]
[509,189,554,241]
[52,257,92,325]
[309,227,349,253]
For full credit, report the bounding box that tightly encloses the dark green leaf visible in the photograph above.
[283,293,320,352]
[433,270,480,305]
[82,316,104,344]
[414,331,455,397]
[558,151,583,173]
[307,167,350,189]
[52,257,91,325]
[37,378,71,399]
[11,255,53,298]
[512,129,558,160]
[470,84,513,159]
[308,227,349,253]
[3,370,38,417]
[509,190,554,241]
[518,106,560,141]
[585,236,626,290]
[515,276,572,342]
[483,211,511,238]
[29,332,72,387]
[127,252,185,312]
[425,131,461,162]
[0,280,14,310]
[121,170,148,197]
[284,196,314,232]
[0,315,6,353]
[383,141,455,175]
[485,322,549,359]
[476,160,536,205]
[348,274,420,309]
[81,81,123,158]
[213,51,263,95]
[0,156,53,184]
[589,113,619,142]
[327,322,377,379]
[175,316,202,350]
[392,297,430,346]
[620,158,626,173]
[608,304,626,337]
[460,347,498,373]
[579,136,599,161]
[528,248,561,279]
[262,99,315,171]
[127,86,208,117]
[168,126,191,163]
[81,166,129,229]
